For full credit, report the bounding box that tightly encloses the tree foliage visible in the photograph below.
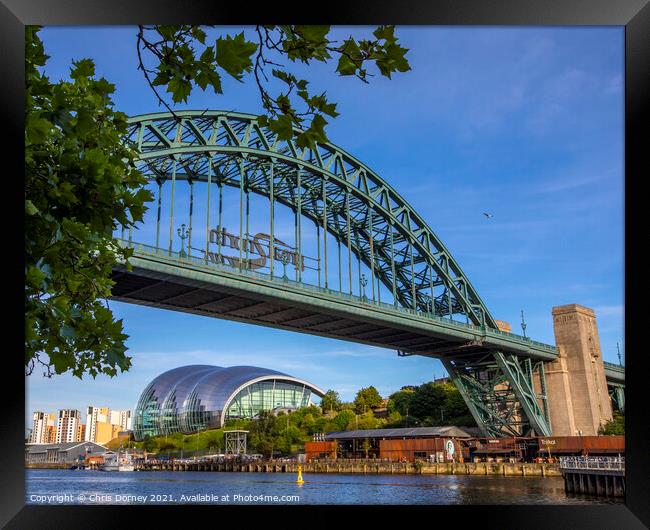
[599,412,624,435]
[248,410,278,457]
[321,389,342,413]
[331,409,356,431]
[353,386,383,413]
[25,27,153,379]
[136,25,411,149]
[387,387,415,415]
[387,381,475,427]
[26,25,410,380]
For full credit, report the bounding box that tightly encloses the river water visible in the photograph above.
[26,469,621,505]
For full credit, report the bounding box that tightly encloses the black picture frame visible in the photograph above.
[3,1,648,527]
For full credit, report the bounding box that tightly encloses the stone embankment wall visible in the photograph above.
[26,462,70,469]
[134,460,561,477]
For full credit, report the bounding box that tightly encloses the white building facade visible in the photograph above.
[84,406,109,442]
[55,409,81,443]
[29,412,55,444]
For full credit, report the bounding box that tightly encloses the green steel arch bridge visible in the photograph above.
[110,110,624,438]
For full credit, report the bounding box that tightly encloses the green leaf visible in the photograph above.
[156,25,176,41]
[70,58,95,79]
[195,70,209,90]
[308,113,328,142]
[191,26,207,45]
[373,25,397,43]
[199,46,214,63]
[167,77,192,103]
[215,32,258,80]
[336,54,357,76]
[305,92,340,118]
[195,69,222,94]
[376,43,411,78]
[25,199,39,216]
[295,114,328,149]
[294,25,330,44]
[272,69,296,86]
[267,114,294,141]
[94,78,115,96]
[75,110,94,138]
[60,324,76,340]
[26,116,52,144]
[152,69,171,87]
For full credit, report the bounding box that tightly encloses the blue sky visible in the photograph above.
[27,26,624,428]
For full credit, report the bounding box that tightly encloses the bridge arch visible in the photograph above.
[125,110,496,329]
[117,110,559,438]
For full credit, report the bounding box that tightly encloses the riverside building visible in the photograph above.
[55,410,81,443]
[29,412,56,444]
[133,365,325,440]
[85,406,133,443]
[84,406,109,442]
[109,410,132,431]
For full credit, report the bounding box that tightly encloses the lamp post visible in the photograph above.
[177,224,191,258]
[360,274,368,302]
[520,309,527,338]
[279,252,290,281]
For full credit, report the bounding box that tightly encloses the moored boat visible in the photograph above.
[101,450,135,472]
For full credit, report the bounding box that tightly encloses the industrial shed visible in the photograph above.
[317,426,474,462]
[25,441,108,464]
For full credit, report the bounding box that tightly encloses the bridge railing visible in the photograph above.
[117,238,557,352]
[559,456,625,472]
[603,361,625,371]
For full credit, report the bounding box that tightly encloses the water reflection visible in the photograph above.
[26,470,621,505]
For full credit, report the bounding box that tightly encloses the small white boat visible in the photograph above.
[101,451,135,472]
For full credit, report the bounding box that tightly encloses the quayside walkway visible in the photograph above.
[134,459,561,477]
[559,456,625,497]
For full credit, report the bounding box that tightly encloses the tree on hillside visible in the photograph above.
[408,383,447,420]
[354,386,383,414]
[387,388,415,415]
[387,381,474,427]
[332,409,356,431]
[25,25,411,380]
[443,383,472,419]
[248,410,278,457]
[356,411,379,430]
[321,390,342,413]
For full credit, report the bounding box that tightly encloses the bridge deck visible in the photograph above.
[603,361,625,384]
[111,242,558,362]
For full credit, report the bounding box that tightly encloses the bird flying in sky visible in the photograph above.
[483,212,493,219]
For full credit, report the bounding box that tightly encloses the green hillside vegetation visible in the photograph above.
[598,412,624,435]
[125,381,476,457]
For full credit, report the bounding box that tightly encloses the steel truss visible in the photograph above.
[125,110,492,327]
[443,352,551,437]
[608,384,625,414]
[124,110,555,437]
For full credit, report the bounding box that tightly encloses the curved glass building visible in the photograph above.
[133,365,325,440]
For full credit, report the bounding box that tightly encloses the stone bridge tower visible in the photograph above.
[545,304,613,436]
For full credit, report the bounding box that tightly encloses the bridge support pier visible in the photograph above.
[545,304,613,436]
